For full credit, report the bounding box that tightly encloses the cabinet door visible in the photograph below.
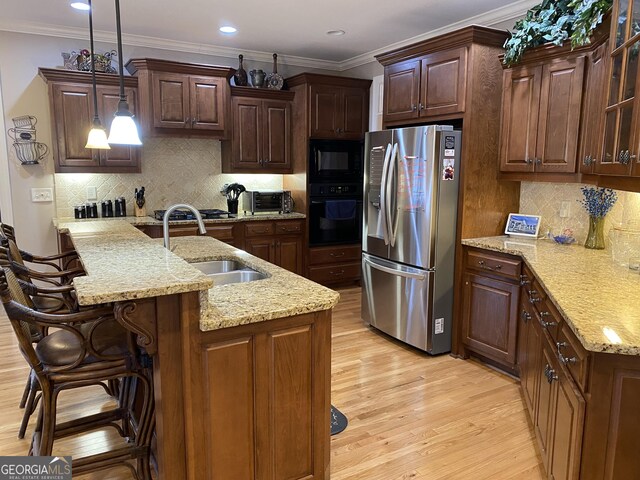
[499,65,542,172]
[580,42,610,174]
[262,99,291,170]
[518,300,541,417]
[275,236,303,275]
[535,57,585,173]
[245,238,275,264]
[383,60,421,123]
[50,83,99,170]
[97,86,141,171]
[231,96,262,169]
[189,76,225,131]
[548,368,585,480]
[340,87,368,140]
[461,272,520,367]
[534,334,557,471]
[309,84,340,139]
[420,47,467,117]
[151,72,190,128]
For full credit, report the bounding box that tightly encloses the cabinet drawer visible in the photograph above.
[466,249,522,280]
[309,245,361,266]
[207,225,235,242]
[308,262,361,284]
[557,324,589,392]
[274,221,303,235]
[245,222,275,237]
[534,297,561,342]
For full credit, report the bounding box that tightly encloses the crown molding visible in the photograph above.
[337,0,538,71]
[0,0,536,73]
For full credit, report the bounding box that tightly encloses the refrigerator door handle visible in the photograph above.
[387,143,399,247]
[363,255,427,281]
[379,143,393,246]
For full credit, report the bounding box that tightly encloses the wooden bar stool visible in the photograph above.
[0,268,154,479]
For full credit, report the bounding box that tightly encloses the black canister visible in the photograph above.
[101,200,114,218]
[115,197,127,217]
[88,202,98,219]
[74,205,86,219]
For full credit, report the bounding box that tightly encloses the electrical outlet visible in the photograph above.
[87,186,97,201]
[31,188,53,203]
[559,201,571,218]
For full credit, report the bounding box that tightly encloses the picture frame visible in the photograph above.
[504,213,541,238]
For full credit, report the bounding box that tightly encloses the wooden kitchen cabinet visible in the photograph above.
[244,220,304,275]
[499,56,585,174]
[382,47,467,124]
[461,247,522,370]
[308,244,361,286]
[221,87,294,173]
[286,74,371,141]
[39,69,141,173]
[125,58,233,137]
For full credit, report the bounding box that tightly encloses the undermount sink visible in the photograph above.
[191,260,267,285]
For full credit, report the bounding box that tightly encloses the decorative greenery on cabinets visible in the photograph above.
[503,0,612,65]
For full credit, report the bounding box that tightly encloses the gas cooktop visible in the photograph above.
[153,209,230,221]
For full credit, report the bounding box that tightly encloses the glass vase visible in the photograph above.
[585,215,606,250]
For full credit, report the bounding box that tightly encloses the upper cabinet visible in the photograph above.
[499,55,585,174]
[382,47,467,123]
[596,0,640,177]
[221,87,294,174]
[39,68,141,174]
[286,74,371,141]
[126,59,233,138]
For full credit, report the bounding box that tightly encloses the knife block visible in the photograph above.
[134,204,147,217]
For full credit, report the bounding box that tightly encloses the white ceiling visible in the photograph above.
[0,0,536,70]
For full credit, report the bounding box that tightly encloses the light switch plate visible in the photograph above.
[87,186,97,201]
[560,201,570,218]
[31,188,53,203]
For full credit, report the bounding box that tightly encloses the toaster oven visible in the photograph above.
[242,191,293,214]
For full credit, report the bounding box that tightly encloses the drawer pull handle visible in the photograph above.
[556,342,577,364]
[477,260,502,271]
[539,314,557,329]
[280,227,298,232]
[544,364,558,383]
[519,274,530,286]
[330,270,345,276]
[521,310,531,323]
[330,252,346,258]
[253,229,269,234]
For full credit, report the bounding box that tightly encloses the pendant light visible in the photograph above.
[107,0,142,146]
[85,0,110,149]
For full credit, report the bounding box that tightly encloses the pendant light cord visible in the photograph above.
[115,0,127,108]
[88,0,100,124]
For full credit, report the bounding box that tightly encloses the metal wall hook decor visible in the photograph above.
[7,115,48,165]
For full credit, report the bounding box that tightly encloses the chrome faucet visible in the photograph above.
[163,204,206,250]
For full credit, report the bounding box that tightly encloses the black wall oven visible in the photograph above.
[309,139,363,184]
[309,184,362,246]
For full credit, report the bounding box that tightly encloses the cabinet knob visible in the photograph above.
[185,117,190,125]
[525,158,533,165]
[535,158,542,165]
[521,310,531,323]
[418,103,424,111]
[544,364,558,383]
[411,104,417,112]
[264,158,270,164]
[191,118,196,126]
[583,155,593,166]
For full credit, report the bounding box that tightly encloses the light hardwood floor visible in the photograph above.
[0,287,544,479]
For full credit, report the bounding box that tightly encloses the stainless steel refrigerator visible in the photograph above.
[361,125,461,354]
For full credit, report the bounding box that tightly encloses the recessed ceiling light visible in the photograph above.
[70,2,90,10]
[326,30,346,36]
[219,26,237,34]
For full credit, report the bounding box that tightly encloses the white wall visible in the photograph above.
[0,30,367,256]
[0,72,13,225]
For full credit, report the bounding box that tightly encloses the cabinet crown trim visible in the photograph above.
[230,86,295,101]
[285,73,372,89]
[39,68,138,87]
[125,58,235,79]
[375,25,507,66]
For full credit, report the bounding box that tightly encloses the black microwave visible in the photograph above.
[309,139,363,183]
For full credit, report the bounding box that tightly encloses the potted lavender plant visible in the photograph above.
[579,186,618,249]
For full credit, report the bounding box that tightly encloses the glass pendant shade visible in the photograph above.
[108,114,142,145]
[86,124,111,149]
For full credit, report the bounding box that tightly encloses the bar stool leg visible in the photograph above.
[19,371,31,408]
[39,384,59,456]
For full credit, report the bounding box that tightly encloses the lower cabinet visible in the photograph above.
[461,248,521,371]
[308,244,361,286]
[245,235,303,275]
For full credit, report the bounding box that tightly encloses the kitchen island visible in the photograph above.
[55,218,339,480]
[460,236,640,480]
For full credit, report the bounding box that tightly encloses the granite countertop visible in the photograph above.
[55,218,339,332]
[163,236,340,332]
[54,212,305,228]
[462,236,640,356]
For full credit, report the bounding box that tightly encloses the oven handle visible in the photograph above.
[363,255,427,281]
[379,143,393,246]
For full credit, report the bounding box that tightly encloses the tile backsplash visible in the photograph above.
[54,138,283,217]
[519,182,640,243]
